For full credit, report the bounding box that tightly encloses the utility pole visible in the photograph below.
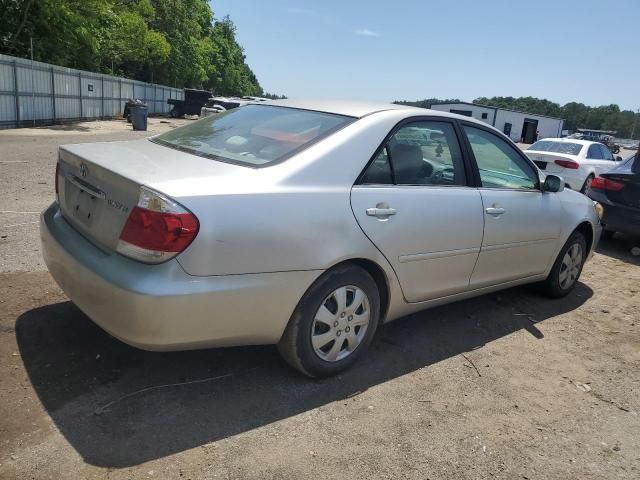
[636,109,640,164]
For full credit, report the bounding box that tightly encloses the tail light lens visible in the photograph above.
[590,176,624,191]
[117,186,199,264]
[554,159,580,169]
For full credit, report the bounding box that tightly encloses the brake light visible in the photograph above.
[55,162,60,197]
[590,176,624,191]
[554,159,580,169]
[117,187,199,264]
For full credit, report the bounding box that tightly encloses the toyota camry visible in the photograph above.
[41,100,602,377]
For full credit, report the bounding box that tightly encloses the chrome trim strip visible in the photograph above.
[398,247,480,263]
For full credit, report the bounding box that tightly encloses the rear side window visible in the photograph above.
[599,144,614,160]
[360,120,467,186]
[360,147,392,184]
[464,126,538,190]
[528,140,583,156]
[152,105,353,167]
[587,144,603,159]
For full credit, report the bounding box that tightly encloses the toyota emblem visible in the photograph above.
[79,162,88,178]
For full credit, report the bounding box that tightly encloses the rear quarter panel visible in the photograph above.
[171,110,412,278]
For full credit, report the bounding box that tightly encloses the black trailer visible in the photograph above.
[167,89,212,117]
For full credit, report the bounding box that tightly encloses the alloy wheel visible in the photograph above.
[559,243,583,289]
[311,285,370,362]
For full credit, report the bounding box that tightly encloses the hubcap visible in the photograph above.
[559,243,583,289]
[311,285,370,362]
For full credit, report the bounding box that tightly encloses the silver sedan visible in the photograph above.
[41,100,602,377]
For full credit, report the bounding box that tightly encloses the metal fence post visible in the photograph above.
[78,71,83,119]
[101,76,104,119]
[51,67,56,123]
[13,60,20,128]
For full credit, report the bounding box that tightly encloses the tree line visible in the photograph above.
[0,0,274,97]
[395,96,639,139]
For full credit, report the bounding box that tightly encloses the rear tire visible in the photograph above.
[541,231,587,298]
[278,264,380,378]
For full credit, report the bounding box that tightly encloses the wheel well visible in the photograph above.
[334,259,390,322]
[575,221,594,253]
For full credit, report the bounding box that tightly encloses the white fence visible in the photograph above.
[0,54,184,129]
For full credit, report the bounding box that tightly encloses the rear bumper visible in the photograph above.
[40,202,320,351]
[588,191,640,236]
[602,204,640,235]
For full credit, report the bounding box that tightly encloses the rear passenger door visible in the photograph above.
[585,144,613,176]
[351,118,484,303]
[461,124,562,288]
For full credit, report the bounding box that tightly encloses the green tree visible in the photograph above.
[0,0,263,95]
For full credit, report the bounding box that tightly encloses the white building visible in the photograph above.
[430,101,564,144]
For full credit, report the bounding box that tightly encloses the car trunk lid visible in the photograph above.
[525,151,579,173]
[601,165,640,210]
[57,139,247,252]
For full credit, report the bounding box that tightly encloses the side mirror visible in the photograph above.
[542,174,564,193]
[615,156,623,161]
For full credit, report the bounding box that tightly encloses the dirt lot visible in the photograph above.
[0,122,639,479]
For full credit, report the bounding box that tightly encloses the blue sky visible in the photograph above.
[210,0,639,110]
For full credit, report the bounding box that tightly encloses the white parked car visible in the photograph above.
[41,100,603,377]
[525,138,623,192]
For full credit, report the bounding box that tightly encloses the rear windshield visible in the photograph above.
[152,105,353,167]
[528,140,583,156]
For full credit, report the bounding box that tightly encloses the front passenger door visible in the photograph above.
[462,125,562,288]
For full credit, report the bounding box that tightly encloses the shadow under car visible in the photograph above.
[16,283,593,467]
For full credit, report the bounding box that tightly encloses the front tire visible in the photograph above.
[541,231,587,298]
[278,264,380,378]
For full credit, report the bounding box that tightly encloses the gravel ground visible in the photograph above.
[0,122,639,479]
[0,118,189,272]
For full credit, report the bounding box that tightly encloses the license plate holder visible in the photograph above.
[72,189,98,227]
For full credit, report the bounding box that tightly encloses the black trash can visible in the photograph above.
[130,103,148,131]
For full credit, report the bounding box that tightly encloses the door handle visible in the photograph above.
[366,207,397,218]
[485,207,505,216]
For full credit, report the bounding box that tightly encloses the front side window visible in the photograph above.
[464,125,538,190]
[152,105,353,167]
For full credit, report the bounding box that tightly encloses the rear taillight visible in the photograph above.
[591,176,624,191]
[117,186,199,264]
[55,162,60,198]
[554,159,580,169]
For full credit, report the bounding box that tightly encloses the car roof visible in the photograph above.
[256,99,498,130]
[261,99,416,118]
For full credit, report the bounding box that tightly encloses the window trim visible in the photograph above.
[458,120,542,191]
[355,116,475,188]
